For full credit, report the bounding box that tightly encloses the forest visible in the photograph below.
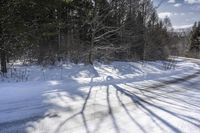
[0,0,180,74]
[1,0,200,73]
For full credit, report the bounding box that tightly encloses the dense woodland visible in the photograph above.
[188,21,200,58]
[0,0,183,74]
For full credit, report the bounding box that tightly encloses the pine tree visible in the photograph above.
[190,21,200,54]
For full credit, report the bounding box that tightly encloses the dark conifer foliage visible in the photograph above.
[0,0,175,73]
[190,22,200,51]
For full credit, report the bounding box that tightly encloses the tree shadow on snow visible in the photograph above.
[53,73,200,133]
[53,78,94,133]
[2,69,200,133]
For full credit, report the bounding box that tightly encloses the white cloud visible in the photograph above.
[173,24,193,29]
[174,3,182,7]
[173,12,185,16]
[168,0,176,3]
[185,0,200,4]
[159,12,186,19]
[158,12,172,19]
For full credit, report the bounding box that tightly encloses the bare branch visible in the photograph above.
[154,0,165,9]
[94,26,123,42]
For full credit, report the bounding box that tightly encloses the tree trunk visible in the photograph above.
[38,40,46,64]
[89,32,95,65]
[1,50,7,73]
[88,46,93,65]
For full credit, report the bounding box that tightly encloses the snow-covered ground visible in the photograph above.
[0,58,200,133]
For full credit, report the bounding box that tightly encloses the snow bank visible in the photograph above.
[0,58,199,83]
[0,58,200,133]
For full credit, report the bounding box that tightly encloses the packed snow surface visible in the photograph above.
[0,58,200,133]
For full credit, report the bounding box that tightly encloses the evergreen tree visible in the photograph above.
[190,21,200,52]
[0,0,176,73]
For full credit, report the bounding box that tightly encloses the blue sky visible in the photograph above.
[153,0,200,29]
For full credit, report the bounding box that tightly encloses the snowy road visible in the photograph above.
[0,58,200,133]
